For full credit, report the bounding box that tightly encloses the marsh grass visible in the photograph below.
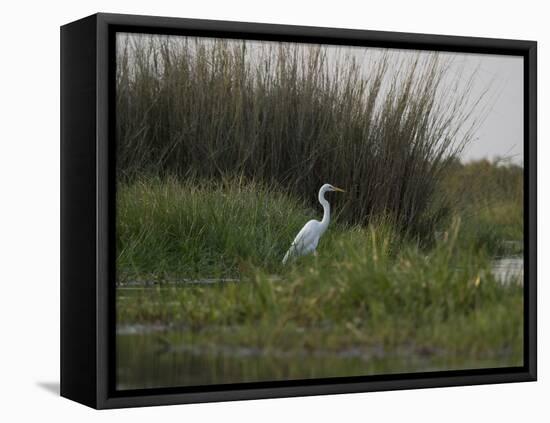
[117,211,523,360]
[440,159,524,255]
[116,34,487,236]
[116,167,523,282]
[117,176,322,279]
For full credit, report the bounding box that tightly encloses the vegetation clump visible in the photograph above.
[117,35,486,236]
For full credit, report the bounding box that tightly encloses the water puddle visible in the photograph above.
[117,277,240,287]
[492,256,523,284]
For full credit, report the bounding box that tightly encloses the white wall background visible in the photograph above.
[0,0,546,420]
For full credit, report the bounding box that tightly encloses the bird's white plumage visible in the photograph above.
[282,220,321,263]
[282,184,344,264]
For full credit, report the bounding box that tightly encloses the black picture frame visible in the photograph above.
[60,12,537,409]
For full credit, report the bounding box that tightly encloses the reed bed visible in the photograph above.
[116,34,486,237]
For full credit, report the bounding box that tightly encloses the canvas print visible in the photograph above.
[115,32,524,390]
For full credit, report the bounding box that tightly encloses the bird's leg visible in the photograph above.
[314,251,319,257]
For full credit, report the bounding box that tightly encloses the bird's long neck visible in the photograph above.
[319,189,330,231]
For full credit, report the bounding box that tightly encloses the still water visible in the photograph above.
[492,256,524,284]
[116,328,513,390]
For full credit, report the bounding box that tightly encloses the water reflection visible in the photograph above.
[116,329,517,390]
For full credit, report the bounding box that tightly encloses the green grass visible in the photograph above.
[117,232,522,367]
[116,177,523,368]
[439,159,524,255]
[117,176,318,280]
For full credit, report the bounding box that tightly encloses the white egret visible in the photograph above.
[282,184,345,264]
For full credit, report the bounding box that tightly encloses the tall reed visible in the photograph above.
[116,34,486,237]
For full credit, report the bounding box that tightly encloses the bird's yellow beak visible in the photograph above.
[332,186,346,192]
